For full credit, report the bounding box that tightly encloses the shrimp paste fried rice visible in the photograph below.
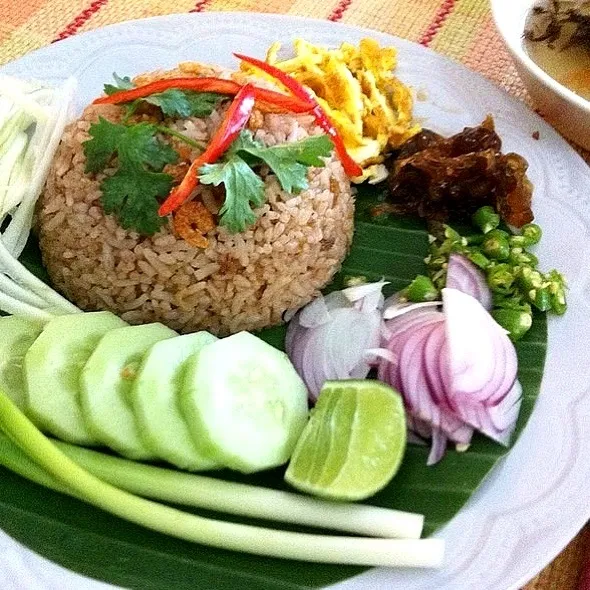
[37,64,354,336]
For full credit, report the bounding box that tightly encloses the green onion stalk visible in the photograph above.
[0,391,444,568]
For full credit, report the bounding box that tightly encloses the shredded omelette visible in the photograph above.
[260,38,421,183]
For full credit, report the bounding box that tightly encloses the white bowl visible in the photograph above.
[491,0,590,150]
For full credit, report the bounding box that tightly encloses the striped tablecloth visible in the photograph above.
[1,1,589,588]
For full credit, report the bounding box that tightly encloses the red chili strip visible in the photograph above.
[92,77,311,114]
[234,53,363,178]
[158,84,257,217]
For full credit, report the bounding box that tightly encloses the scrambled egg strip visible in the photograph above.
[264,38,421,182]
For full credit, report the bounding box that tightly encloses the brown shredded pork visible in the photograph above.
[382,116,534,227]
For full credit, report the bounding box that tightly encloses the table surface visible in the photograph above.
[1,1,589,589]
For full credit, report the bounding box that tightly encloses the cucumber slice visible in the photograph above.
[80,323,176,459]
[131,331,219,470]
[181,331,309,473]
[0,316,44,409]
[25,311,127,444]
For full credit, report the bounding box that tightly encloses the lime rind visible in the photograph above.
[285,380,407,501]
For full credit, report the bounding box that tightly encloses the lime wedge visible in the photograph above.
[285,380,407,501]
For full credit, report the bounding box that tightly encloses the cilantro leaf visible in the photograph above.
[102,73,224,119]
[144,90,223,118]
[83,117,127,173]
[83,119,179,235]
[198,131,333,233]
[232,130,334,194]
[116,123,178,172]
[101,167,173,235]
[104,73,134,96]
[199,155,265,233]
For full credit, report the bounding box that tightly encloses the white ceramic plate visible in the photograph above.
[1,12,590,590]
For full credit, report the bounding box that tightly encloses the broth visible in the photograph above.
[524,1,590,101]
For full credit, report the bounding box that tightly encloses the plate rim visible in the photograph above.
[1,11,589,590]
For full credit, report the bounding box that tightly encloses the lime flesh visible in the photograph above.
[284,380,407,501]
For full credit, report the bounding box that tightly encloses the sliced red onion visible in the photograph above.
[443,287,517,408]
[481,380,522,446]
[376,287,520,465]
[428,429,448,466]
[365,347,397,365]
[287,279,522,465]
[407,415,432,440]
[297,295,331,328]
[378,310,443,392]
[383,300,441,320]
[286,283,385,402]
[298,291,350,328]
[407,431,428,446]
[423,323,447,405]
[342,280,388,303]
[446,253,492,311]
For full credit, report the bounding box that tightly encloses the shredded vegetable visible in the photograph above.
[0,76,80,320]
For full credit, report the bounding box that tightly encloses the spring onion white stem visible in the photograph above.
[53,440,423,539]
[0,434,422,539]
[0,392,444,568]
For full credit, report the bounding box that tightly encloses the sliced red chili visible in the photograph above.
[93,76,311,114]
[234,53,363,178]
[158,83,257,217]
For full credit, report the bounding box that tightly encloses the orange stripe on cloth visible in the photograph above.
[0,0,47,32]
[205,0,315,15]
[462,14,528,101]
[69,0,197,36]
[428,0,486,59]
[53,0,109,41]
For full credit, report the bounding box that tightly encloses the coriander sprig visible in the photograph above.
[199,130,333,233]
[83,118,178,235]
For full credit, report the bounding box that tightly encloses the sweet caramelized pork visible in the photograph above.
[383,116,534,227]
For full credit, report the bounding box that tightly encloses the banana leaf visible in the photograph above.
[0,184,546,589]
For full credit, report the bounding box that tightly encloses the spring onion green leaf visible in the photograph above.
[0,392,443,568]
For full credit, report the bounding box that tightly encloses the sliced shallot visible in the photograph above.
[376,287,520,464]
[446,253,492,311]
[286,282,385,402]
